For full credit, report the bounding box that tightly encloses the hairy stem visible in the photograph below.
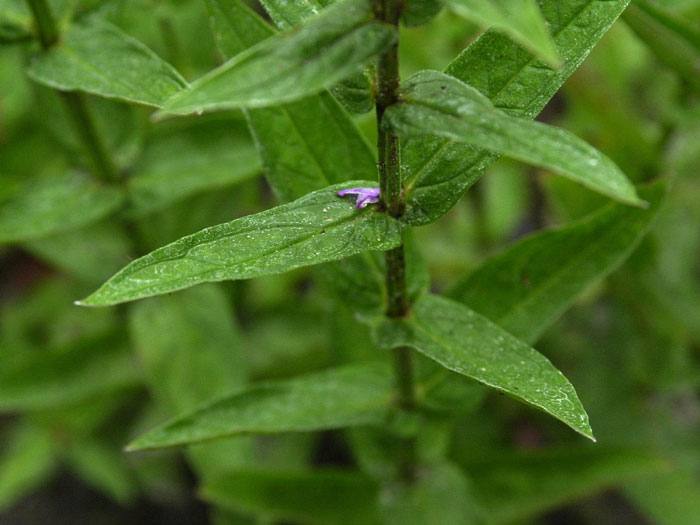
[25,0,118,182]
[374,0,417,483]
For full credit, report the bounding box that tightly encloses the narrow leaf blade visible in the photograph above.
[375,294,594,440]
[161,0,395,114]
[80,182,400,306]
[127,363,393,450]
[450,181,666,344]
[447,0,560,66]
[387,70,642,206]
[402,0,632,225]
[27,18,187,107]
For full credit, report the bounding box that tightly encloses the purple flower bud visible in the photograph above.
[337,187,381,209]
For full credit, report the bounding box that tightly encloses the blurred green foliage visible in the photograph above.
[1,0,699,523]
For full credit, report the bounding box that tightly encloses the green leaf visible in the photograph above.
[0,170,124,245]
[246,96,377,200]
[24,222,132,284]
[257,0,374,113]
[202,469,381,525]
[27,18,188,107]
[623,0,700,91]
[258,0,331,29]
[127,362,393,450]
[0,334,140,412]
[374,294,594,440]
[129,285,248,415]
[387,70,642,207]
[160,0,395,115]
[401,0,632,225]
[401,0,443,27]
[127,118,261,216]
[0,0,74,42]
[206,0,275,58]
[205,0,377,200]
[626,469,700,525]
[65,440,137,504]
[450,181,666,344]
[204,0,274,56]
[381,462,479,525]
[0,422,56,511]
[446,0,560,66]
[467,447,667,525]
[80,182,400,306]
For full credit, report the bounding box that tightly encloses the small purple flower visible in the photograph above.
[337,187,381,209]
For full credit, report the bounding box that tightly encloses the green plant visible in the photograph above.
[1,0,699,523]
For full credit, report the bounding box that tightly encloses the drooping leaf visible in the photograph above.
[446,0,560,66]
[402,0,632,225]
[374,294,594,440]
[450,181,666,344]
[127,362,394,450]
[0,170,124,245]
[202,469,381,525]
[161,0,395,115]
[467,447,667,525]
[623,0,700,91]
[386,70,642,206]
[0,334,140,412]
[80,182,401,306]
[27,18,188,107]
[127,117,261,216]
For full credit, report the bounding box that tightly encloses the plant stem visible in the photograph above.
[374,0,418,483]
[26,0,58,48]
[60,91,119,182]
[25,0,118,182]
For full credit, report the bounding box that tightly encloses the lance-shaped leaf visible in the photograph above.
[450,182,665,344]
[0,170,124,245]
[161,0,395,115]
[386,70,642,207]
[401,0,632,225]
[27,19,187,107]
[204,0,377,200]
[79,182,401,306]
[374,294,594,440]
[446,0,559,67]
[127,362,394,450]
[257,0,373,113]
[202,469,381,525]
